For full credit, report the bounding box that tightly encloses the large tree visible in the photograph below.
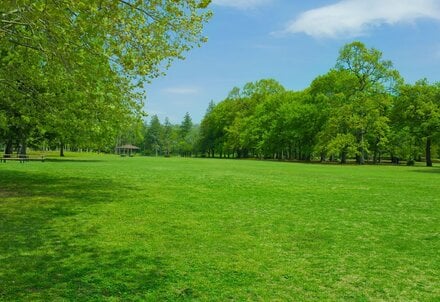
[316,42,400,164]
[0,0,211,154]
[394,80,440,166]
[178,112,194,157]
[1,1,211,81]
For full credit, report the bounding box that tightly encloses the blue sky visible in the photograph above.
[144,0,440,124]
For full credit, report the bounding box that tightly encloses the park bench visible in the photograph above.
[1,154,45,163]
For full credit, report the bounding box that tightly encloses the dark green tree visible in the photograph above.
[144,115,163,156]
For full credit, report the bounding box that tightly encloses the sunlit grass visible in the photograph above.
[0,156,439,301]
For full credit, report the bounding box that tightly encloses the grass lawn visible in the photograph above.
[0,155,439,301]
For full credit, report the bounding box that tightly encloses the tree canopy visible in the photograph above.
[198,42,439,166]
[0,0,211,155]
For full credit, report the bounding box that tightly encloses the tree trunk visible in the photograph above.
[341,150,347,164]
[19,139,27,156]
[356,152,365,165]
[426,137,432,167]
[60,142,65,157]
[5,138,13,157]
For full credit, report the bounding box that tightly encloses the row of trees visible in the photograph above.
[198,42,440,166]
[141,113,199,157]
[117,112,199,158]
[0,1,211,156]
[81,41,440,166]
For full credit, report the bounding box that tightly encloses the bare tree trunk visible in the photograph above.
[5,138,13,157]
[60,142,65,157]
[19,139,27,156]
[426,136,432,167]
[356,152,365,165]
[341,150,347,164]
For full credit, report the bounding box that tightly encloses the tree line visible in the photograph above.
[196,42,439,166]
[2,14,438,167]
[120,112,200,158]
[130,42,440,167]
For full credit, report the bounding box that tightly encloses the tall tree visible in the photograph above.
[180,112,193,139]
[199,101,217,157]
[162,117,175,157]
[178,112,194,157]
[144,115,163,156]
[394,80,440,166]
[0,0,211,155]
[1,1,212,81]
[315,42,400,164]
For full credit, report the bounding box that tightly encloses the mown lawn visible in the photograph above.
[0,155,439,301]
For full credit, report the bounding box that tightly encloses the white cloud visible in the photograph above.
[162,87,200,95]
[212,0,272,10]
[284,0,440,39]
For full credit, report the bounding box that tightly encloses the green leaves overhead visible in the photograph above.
[0,0,211,153]
[1,0,212,80]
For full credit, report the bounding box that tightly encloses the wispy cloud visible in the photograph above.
[283,0,440,39]
[212,0,272,10]
[162,87,200,95]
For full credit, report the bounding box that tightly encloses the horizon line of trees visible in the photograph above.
[196,42,440,166]
[2,36,439,166]
[123,43,440,166]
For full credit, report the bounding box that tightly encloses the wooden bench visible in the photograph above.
[1,154,45,163]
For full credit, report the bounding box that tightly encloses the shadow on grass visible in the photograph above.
[0,170,172,301]
[410,167,440,174]
[44,158,106,163]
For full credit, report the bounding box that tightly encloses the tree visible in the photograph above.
[1,1,211,81]
[162,118,176,157]
[199,101,217,157]
[196,43,438,165]
[144,115,163,156]
[313,42,400,164]
[178,112,194,157]
[180,112,193,139]
[0,1,211,155]
[394,80,440,166]
[220,79,286,158]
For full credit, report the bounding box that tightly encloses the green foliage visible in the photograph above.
[142,114,199,157]
[1,0,212,81]
[393,79,440,165]
[144,115,163,156]
[335,41,401,92]
[198,41,439,165]
[178,112,195,157]
[0,0,211,154]
[199,79,289,158]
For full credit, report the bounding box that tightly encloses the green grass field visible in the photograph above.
[0,155,439,301]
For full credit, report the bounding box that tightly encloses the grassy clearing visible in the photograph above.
[0,155,439,301]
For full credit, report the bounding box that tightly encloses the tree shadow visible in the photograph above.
[0,170,174,301]
[410,167,440,174]
[44,158,106,163]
